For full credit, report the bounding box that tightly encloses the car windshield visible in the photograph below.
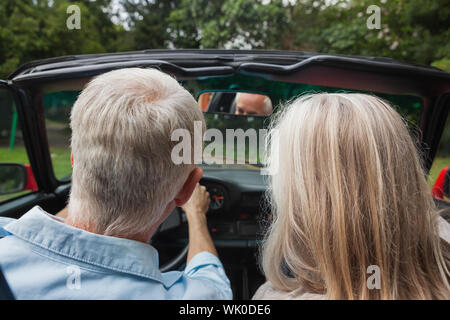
[186,74,424,170]
[41,73,423,180]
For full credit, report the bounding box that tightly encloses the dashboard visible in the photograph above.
[156,168,269,248]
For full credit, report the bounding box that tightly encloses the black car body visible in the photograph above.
[0,50,449,299]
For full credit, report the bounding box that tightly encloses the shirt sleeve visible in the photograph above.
[184,251,232,300]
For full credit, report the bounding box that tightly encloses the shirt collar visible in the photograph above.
[3,206,171,283]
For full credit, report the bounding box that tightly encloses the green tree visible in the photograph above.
[303,0,450,68]
[120,0,183,50]
[71,0,132,53]
[167,0,289,49]
[0,0,130,78]
[1,0,449,77]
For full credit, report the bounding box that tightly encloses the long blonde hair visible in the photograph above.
[261,93,450,299]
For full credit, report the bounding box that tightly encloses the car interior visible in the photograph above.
[0,51,449,299]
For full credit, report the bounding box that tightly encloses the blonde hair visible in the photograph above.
[262,93,450,299]
[69,68,205,237]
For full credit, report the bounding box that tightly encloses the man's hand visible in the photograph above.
[180,183,218,263]
[181,183,210,224]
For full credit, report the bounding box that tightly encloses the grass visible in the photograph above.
[428,156,450,203]
[47,147,72,180]
[0,146,72,203]
[428,157,450,186]
[0,146,72,178]
[0,147,31,164]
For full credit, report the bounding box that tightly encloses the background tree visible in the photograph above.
[0,0,131,78]
[120,0,182,50]
[303,0,450,68]
[166,0,289,49]
[0,0,449,78]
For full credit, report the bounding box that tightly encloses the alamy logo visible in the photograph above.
[366,265,381,290]
[66,265,81,290]
[366,5,381,30]
[66,5,81,30]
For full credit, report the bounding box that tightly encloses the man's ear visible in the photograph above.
[174,167,203,206]
[71,152,74,167]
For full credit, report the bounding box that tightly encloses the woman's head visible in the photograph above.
[262,93,450,299]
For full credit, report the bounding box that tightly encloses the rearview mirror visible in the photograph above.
[198,91,273,116]
[0,164,27,195]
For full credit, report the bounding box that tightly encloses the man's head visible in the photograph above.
[68,68,205,238]
[235,93,272,116]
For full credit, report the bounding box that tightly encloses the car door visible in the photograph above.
[428,92,450,208]
[0,80,62,219]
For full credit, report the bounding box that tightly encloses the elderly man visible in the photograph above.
[234,92,272,116]
[0,68,232,299]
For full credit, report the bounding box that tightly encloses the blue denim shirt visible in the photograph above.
[0,206,232,300]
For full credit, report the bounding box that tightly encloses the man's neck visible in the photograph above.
[64,215,152,243]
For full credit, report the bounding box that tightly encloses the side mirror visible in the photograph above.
[0,164,28,196]
[432,167,450,200]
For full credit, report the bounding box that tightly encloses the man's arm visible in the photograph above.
[181,183,217,263]
[180,183,232,299]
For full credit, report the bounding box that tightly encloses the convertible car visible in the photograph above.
[0,50,449,299]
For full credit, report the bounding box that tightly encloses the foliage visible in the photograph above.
[0,0,449,78]
[312,0,450,67]
[432,58,450,73]
[121,0,182,49]
[0,0,130,78]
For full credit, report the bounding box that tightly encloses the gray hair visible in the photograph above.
[68,68,205,237]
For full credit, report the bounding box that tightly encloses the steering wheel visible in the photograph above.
[151,207,190,272]
[159,243,189,272]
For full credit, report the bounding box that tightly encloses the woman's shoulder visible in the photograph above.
[253,216,449,301]
[438,215,450,243]
[252,281,325,300]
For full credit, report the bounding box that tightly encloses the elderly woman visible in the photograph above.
[254,93,450,300]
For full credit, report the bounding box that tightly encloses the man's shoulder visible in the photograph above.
[0,217,16,227]
[0,217,16,238]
